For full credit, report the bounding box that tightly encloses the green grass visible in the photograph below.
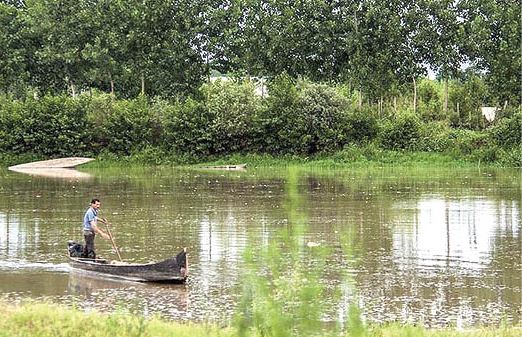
[364,323,520,337]
[185,151,479,169]
[86,148,518,169]
[0,302,233,337]
[0,302,519,337]
[0,146,518,169]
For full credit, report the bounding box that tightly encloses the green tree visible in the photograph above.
[0,0,26,8]
[395,0,432,114]
[221,0,355,81]
[0,3,27,94]
[342,0,424,112]
[449,71,488,129]
[81,0,127,95]
[351,1,400,106]
[122,0,207,97]
[25,0,98,95]
[258,0,349,80]
[465,0,521,106]
[425,0,467,114]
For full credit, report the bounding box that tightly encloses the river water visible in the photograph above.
[0,165,520,328]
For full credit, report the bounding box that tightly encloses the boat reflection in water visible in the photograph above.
[67,269,189,319]
[8,167,92,180]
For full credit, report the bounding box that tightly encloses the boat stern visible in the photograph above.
[177,248,188,279]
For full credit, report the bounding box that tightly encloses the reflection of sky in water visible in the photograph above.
[0,213,41,259]
[0,167,520,328]
[392,197,520,270]
[199,212,247,263]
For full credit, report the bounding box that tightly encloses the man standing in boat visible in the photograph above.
[82,198,110,259]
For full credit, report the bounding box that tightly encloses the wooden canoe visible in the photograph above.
[67,249,188,283]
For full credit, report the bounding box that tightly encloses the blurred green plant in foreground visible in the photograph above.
[233,166,364,337]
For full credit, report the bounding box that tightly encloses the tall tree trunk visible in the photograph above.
[65,76,71,96]
[412,76,417,114]
[140,72,145,95]
[443,77,448,113]
[70,80,77,97]
[206,57,211,84]
[109,72,115,95]
[354,11,362,110]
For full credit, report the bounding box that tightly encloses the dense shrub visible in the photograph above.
[0,95,89,156]
[470,145,500,163]
[417,79,443,122]
[332,144,369,163]
[345,108,379,144]
[495,106,519,119]
[85,95,159,155]
[203,80,261,154]
[449,75,488,129]
[497,147,522,167]
[160,80,262,158]
[161,98,214,158]
[379,114,422,150]
[293,82,349,154]
[0,79,518,165]
[0,95,25,153]
[488,112,521,149]
[259,74,299,154]
[262,79,349,155]
[33,96,90,156]
[448,129,490,155]
[83,94,114,153]
[416,121,452,152]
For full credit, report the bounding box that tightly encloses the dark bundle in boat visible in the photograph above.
[67,241,188,283]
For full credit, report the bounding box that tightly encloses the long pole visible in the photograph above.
[104,221,122,261]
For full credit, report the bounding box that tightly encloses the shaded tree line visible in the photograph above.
[0,0,519,107]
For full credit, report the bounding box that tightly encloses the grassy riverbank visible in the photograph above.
[1,149,514,170]
[82,149,518,170]
[0,303,519,337]
[0,302,232,337]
